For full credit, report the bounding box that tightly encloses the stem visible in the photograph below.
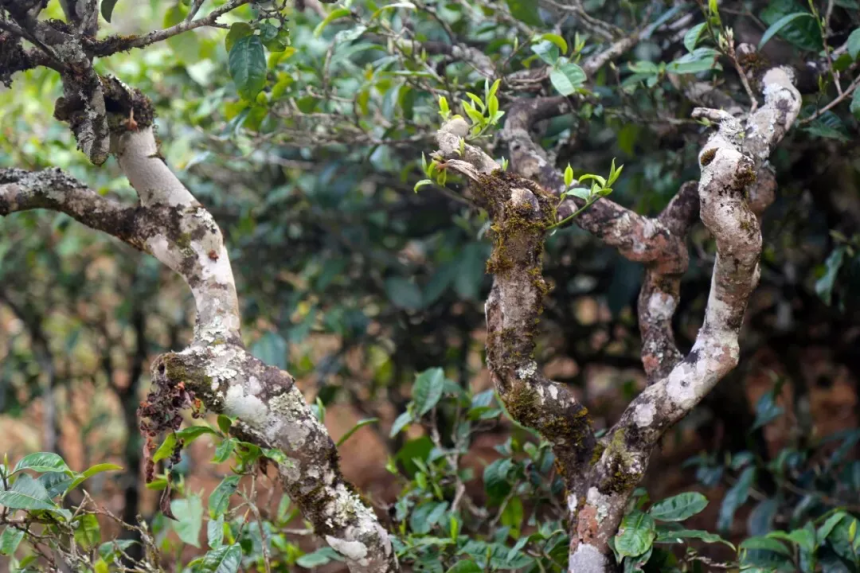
[545,198,597,230]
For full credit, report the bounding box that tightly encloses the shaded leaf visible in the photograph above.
[649,492,708,522]
[229,35,267,101]
[0,474,56,510]
[171,494,204,547]
[413,368,445,416]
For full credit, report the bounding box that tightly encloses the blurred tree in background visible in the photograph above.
[0,0,859,571]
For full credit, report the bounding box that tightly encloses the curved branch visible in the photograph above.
[567,67,801,571]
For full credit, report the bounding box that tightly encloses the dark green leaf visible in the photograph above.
[848,28,860,60]
[816,246,846,305]
[209,475,241,519]
[505,0,542,26]
[446,562,482,573]
[38,472,73,498]
[484,458,513,504]
[759,12,817,49]
[251,331,288,370]
[760,0,823,51]
[0,527,24,556]
[656,527,733,548]
[101,0,120,22]
[649,492,708,521]
[413,368,445,416]
[753,389,784,429]
[385,277,424,310]
[718,466,755,531]
[229,35,267,101]
[225,23,254,53]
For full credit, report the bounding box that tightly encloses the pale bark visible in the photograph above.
[0,101,397,573]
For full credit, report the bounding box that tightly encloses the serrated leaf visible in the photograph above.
[74,514,101,550]
[198,543,242,572]
[649,492,708,521]
[13,453,71,475]
[207,516,224,549]
[616,511,657,557]
[413,368,445,416]
[0,474,56,511]
[229,35,267,101]
[684,23,707,52]
[209,475,240,519]
[101,0,120,23]
[0,527,24,556]
[550,61,586,96]
[759,12,818,50]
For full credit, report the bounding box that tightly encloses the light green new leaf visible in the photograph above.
[68,464,123,492]
[171,494,204,548]
[209,476,241,519]
[153,433,177,464]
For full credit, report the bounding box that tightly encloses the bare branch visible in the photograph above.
[88,0,251,57]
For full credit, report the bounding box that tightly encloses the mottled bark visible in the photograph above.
[435,62,801,572]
